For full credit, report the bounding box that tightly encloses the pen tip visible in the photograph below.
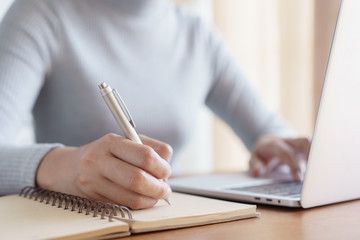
[164,198,171,206]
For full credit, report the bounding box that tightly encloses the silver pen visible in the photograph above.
[98,82,170,205]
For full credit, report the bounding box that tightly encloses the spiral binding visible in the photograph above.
[19,186,132,221]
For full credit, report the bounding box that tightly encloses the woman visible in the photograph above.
[0,0,309,209]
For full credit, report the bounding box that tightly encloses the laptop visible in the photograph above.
[169,0,360,208]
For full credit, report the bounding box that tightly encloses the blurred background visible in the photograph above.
[0,0,341,174]
[172,0,341,174]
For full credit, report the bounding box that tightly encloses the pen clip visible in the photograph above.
[112,89,136,128]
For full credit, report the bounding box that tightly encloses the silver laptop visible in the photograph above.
[169,0,360,208]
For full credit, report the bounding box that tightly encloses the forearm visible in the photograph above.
[205,30,295,149]
[0,0,63,195]
[0,143,63,195]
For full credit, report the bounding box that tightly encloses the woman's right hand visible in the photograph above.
[36,133,173,209]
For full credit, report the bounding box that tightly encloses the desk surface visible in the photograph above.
[121,199,360,240]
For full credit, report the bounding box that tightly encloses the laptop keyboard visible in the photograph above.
[230,182,303,197]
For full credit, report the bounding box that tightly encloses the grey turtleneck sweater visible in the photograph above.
[0,0,294,194]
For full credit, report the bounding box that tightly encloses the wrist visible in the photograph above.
[35,146,78,191]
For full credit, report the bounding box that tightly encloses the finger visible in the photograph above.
[103,134,171,179]
[93,178,159,210]
[275,142,303,181]
[249,156,267,177]
[100,155,172,200]
[140,135,173,163]
[266,157,282,173]
[284,137,311,161]
[250,156,282,176]
[73,157,162,209]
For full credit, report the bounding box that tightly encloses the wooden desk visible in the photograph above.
[121,199,360,240]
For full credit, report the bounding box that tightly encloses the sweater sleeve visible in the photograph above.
[205,27,296,151]
[0,0,63,195]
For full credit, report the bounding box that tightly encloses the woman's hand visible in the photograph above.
[249,135,311,181]
[36,133,172,209]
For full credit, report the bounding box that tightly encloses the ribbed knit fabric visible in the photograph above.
[0,0,295,195]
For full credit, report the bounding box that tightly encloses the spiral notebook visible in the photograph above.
[0,187,258,240]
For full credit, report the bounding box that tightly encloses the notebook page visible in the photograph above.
[0,195,129,240]
[114,192,257,233]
